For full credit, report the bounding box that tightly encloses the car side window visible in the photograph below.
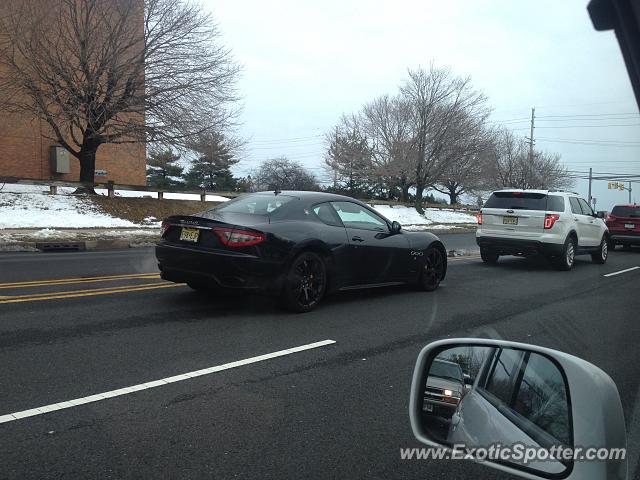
[512,353,571,446]
[568,197,583,215]
[312,202,344,227]
[330,202,388,232]
[577,198,594,216]
[481,348,524,404]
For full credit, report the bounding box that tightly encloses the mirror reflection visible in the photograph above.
[420,345,571,475]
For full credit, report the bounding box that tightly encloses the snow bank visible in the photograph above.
[0,190,138,228]
[372,205,475,226]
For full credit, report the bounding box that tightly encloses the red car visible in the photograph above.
[607,205,640,249]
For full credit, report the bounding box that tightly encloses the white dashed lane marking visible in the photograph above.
[0,339,337,425]
[604,266,640,277]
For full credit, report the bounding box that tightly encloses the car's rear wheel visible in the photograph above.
[418,247,445,291]
[480,247,499,264]
[591,236,608,264]
[552,236,576,271]
[280,252,327,312]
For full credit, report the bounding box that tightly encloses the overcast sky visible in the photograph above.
[204,0,639,209]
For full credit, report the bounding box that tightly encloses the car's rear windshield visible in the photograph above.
[215,194,294,215]
[611,206,640,217]
[484,192,564,212]
[430,361,463,383]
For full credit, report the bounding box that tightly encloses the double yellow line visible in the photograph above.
[0,273,183,304]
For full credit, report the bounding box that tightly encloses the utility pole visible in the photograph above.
[524,107,535,187]
[588,168,593,204]
[630,182,633,204]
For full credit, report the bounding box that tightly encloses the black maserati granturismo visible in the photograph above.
[155,191,447,312]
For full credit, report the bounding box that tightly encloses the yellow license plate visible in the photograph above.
[179,227,200,243]
[503,216,518,225]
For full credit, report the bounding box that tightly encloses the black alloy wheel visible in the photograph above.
[281,252,327,312]
[419,247,445,292]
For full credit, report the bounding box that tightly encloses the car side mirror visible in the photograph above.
[410,339,627,480]
[391,221,402,233]
[596,211,605,219]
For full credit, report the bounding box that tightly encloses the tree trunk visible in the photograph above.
[414,183,424,214]
[401,183,410,203]
[449,190,458,205]
[74,142,100,194]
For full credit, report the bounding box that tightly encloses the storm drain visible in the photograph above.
[35,241,86,252]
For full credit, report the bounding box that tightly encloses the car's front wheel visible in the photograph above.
[591,236,609,264]
[418,247,445,291]
[480,247,499,264]
[280,252,327,312]
[552,236,576,271]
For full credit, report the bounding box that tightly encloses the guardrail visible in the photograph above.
[0,176,476,211]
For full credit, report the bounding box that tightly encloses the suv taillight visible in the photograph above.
[160,220,171,237]
[476,212,483,225]
[544,214,560,229]
[213,227,265,247]
[606,214,616,225]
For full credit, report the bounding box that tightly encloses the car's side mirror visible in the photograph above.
[391,221,402,233]
[596,211,606,219]
[410,339,627,480]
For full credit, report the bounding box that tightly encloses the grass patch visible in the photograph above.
[90,196,222,224]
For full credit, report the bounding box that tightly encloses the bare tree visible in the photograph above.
[400,65,488,213]
[486,128,574,190]
[0,0,240,192]
[324,115,374,196]
[361,95,415,201]
[253,157,318,191]
[430,109,492,204]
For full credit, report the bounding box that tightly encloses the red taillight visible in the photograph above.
[476,211,483,225]
[606,214,616,226]
[160,220,171,237]
[544,214,560,229]
[213,227,265,247]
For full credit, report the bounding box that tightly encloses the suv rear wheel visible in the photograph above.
[480,247,499,264]
[552,236,576,271]
[591,236,608,264]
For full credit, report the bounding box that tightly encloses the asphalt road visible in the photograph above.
[0,233,639,480]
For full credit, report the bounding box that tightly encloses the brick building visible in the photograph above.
[0,113,146,186]
[0,1,147,186]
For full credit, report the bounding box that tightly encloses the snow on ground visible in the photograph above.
[0,188,138,229]
[372,204,476,226]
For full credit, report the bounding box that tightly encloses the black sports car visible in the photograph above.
[155,191,447,312]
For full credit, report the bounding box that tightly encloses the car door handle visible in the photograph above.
[351,236,364,242]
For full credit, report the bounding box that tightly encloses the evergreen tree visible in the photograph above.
[146,149,184,188]
[186,131,240,191]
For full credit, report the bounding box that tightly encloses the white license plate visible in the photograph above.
[179,227,200,243]
[625,223,635,229]
[503,216,518,225]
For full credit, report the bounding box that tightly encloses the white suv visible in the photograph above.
[476,189,609,270]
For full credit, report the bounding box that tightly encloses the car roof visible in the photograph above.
[433,358,461,367]
[612,204,639,208]
[491,189,579,196]
[250,190,367,203]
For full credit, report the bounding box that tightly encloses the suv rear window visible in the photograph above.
[611,206,640,217]
[485,192,549,211]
